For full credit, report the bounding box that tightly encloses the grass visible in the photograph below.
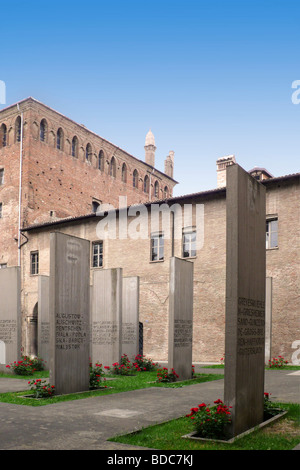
[0,370,50,379]
[0,370,223,406]
[108,402,300,450]
[202,364,300,370]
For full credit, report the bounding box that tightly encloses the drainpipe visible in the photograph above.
[17,104,23,266]
[149,168,155,200]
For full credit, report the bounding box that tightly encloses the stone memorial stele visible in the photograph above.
[38,275,50,368]
[224,164,266,438]
[90,268,122,367]
[49,233,90,395]
[168,257,194,381]
[122,277,139,359]
[0,267,21,370]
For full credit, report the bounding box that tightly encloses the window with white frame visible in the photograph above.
[0,169,3,185]
[151,232,164,261]
[266,218,278,249]
[0,263,7,269]
[92,241,103,268]
[183,227,197,258]
[30,251,39,275]
[0,202,2,218]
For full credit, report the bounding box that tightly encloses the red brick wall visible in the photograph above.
[0,98,176,266]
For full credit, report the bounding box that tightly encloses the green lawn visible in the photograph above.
[202,364,300,370]
[109,402,300,450]
[0,370,223,406]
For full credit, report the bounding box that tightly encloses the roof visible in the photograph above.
[21,171,299,233]
[0,97,178,184]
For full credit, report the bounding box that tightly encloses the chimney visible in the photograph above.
[144,129,156,167]
[216,155,236,187]
[164,150,174,178]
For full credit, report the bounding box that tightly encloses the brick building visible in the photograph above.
[0,97,177,267]
[0,98,299,364]
[19,165,300,364]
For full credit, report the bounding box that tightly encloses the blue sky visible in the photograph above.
[0,0,299,196]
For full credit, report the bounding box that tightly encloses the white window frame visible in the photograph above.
[182,226,197,258]
[266,217,278,249]
[30,251,39,275]
[92,241,103,268]
[150,232,164,262]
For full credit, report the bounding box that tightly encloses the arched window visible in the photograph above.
[122,163,127,183]
[86,143,92,162]
[133,169,138,188]
[144,175,149,193]
[164,186,169,198]
[110,156,116,177]
[72,136,78,157]
[56,128,64,150]
[0,124,7,148]
[98,150,104,171]
[154,181,159,198]
[40,119,47,142]
[15,116,21,143]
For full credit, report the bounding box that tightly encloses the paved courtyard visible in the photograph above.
[0,367,299,451]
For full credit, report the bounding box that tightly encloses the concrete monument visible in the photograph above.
[90,268,122,367]
[168,257,194,381]
[49,233,90,395]
[0,267,21,369]
[38,275,50,367]
[224,164,266,437]
[122,277,139,359]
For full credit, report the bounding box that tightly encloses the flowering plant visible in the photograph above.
[186,399,232,439]
[107,355,135,375]
[157,367,179,383]
[268,356,288,368]
[89,361,107,389]
[28,379,55,398]
[30,355,46,371]
[6,357,34,375]
[6,355,46,375]
[133,354,157,371]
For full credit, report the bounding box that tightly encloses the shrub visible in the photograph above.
[6,356,34,375]
[28,379,55,398]
[110,361,133,375]
[157,367,179,383]
[133,354,157,371]
[29,355,46,371]
[89,361,106,389]
[268,356,288,368]
[6,355,46,375]
[186,399,232,440]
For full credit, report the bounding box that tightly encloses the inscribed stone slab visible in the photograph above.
[49,233,90,395]
[122,277,139,360]
[224,164,266,437]
[168,257,194,381]
[38,275,50,367]
[90,268,122,367]
[0,267,21,367]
